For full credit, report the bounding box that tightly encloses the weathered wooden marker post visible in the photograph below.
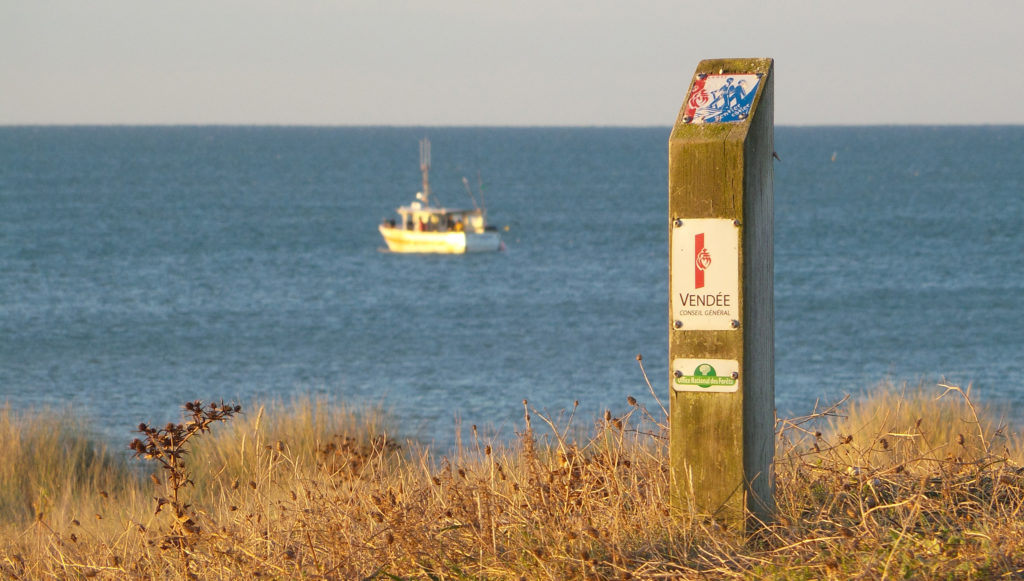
[668,58,775,526]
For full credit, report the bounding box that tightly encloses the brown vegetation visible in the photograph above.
[3,376,1024,579]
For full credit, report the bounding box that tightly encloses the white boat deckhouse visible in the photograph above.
[379,139,502,254]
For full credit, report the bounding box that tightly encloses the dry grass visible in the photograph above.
[4,376,1024,579]
[0,404,134,526]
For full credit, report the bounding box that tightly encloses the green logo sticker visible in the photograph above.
[675,363,737,389]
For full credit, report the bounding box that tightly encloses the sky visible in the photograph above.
[3,0,1023,126]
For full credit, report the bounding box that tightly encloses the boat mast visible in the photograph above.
[462,177,480,210]
[419,138,431,205]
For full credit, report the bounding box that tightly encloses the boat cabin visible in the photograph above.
[385,198,489,234]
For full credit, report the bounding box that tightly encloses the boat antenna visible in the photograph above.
[419,138,431,205]
[462,177,480,210]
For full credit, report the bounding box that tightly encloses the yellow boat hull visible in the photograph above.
[379,225,501,254]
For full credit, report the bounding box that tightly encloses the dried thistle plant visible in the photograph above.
[128,400,240,563]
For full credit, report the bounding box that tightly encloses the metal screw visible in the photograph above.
[697,73,707,80]
[683,116,693,124]
[731,320,741,329]
[673,320,683,329]
[673,219,684,228]
[733,219,741,227]
[674,370,683,378]
[731,371,739,380]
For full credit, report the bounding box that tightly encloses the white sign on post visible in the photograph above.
[671,218,740,331]
[672,358,740,393]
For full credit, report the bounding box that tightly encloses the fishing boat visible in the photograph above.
[379,139,502,253]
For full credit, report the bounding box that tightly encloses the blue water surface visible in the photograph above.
[2,126,1022,449]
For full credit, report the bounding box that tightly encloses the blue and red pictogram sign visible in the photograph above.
[684,73,761,123]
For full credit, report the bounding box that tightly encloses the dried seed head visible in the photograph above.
[880,438,889,450]
[627,396,637,406]
[957,433,965,446]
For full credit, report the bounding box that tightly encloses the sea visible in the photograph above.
[2,126,1022,452]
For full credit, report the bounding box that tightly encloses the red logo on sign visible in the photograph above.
[684,76,710,120]
[694,233,711,289]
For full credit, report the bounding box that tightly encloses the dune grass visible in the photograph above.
[3,378,1024,579]
[0,404,135,526]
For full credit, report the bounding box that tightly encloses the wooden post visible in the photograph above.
[668,58,775,526]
